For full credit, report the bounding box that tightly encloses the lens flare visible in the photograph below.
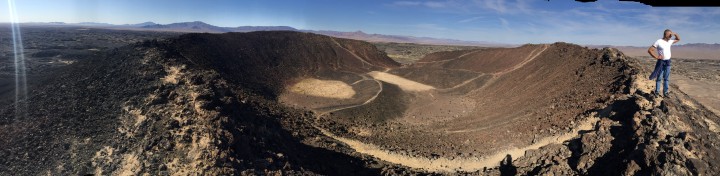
[7,0,28,118]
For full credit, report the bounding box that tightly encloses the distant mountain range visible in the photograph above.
[306,30,507,47]
[18,21,509,47]
[588,43,720,60]
[13,21,720,58]
[138,21,299,34]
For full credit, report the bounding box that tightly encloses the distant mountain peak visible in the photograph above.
[140,21,230,32]
[123,21,157,27]
[231,26,298,32]
[352,30,367,34]
[137,21,157,25]
[75,22,114,26]
[187,21,209,25]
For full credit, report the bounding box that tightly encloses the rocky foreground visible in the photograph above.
[476,49,720,175]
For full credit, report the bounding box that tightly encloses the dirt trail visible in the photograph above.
[308,46,607,171]
[433,45,547,92]
[315,75,383,117]
[441,74,486,90]
[457,44,548,92]
[330,37,377,68]
[309,70,416,117]
[315,115,599,172]
[415,50,481,64]
[308,44,624,173]
[493,44,548,76]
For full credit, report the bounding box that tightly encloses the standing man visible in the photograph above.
[648,29,680,97]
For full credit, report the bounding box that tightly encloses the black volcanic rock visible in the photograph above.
[0,31,398,175]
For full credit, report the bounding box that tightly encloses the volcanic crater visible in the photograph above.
[1,30,719,175]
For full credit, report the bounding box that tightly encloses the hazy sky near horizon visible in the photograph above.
[2,0,719,46]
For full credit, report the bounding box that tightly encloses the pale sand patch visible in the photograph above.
[682,99,697,109]
[117,106,147,137]
[162,66,184,84]
[58,59,75,65]
[633,75,656,94]
[705,118,720,133]
[90,141,141,175]
[92,146,115,175]
[368,71,435,92]
[128,109,146,127]
[316,116,599,172]
[118,153,141,176]
[289,78,356,99]
[349,126,373,137]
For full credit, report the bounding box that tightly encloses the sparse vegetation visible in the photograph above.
[372,42,483,64]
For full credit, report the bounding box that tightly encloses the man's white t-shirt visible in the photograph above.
[653,39,675,60]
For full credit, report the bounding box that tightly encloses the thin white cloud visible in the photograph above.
[499,18,508,26]
[414,23,448,31]
[393,1,422,6]
[385,0,720,46]
[498,17,511,31]
[424,1,447,8]
[458,16,483,23]
[469,0,533,14]
[481,0,506,13]
[391,1,448,8]
[389,0,532,15]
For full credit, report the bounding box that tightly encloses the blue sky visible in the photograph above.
[2,0,720,46]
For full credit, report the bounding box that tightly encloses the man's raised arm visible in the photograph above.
[673,32,681,44]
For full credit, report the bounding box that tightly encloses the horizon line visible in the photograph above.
[1,20,716,48]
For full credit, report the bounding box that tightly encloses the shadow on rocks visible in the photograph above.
[500,154,517,176]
